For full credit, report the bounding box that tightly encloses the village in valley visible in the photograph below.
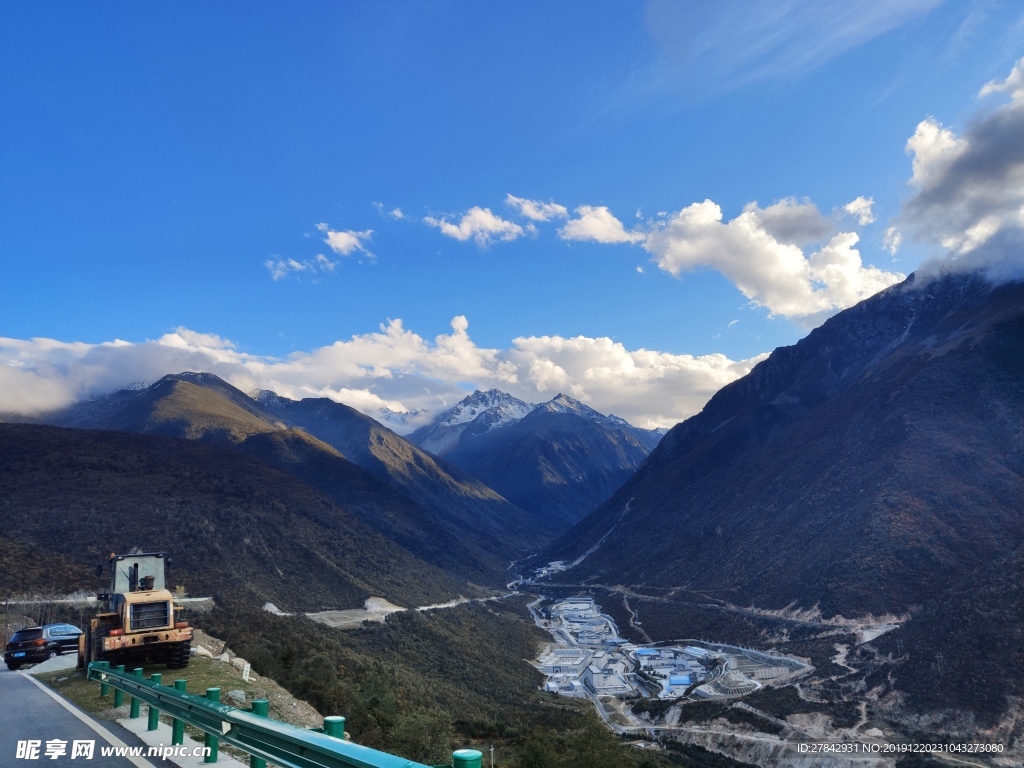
[530,596,811,732]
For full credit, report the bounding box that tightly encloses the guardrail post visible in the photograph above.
[323,716,345,739]
[113,665,125,708]
[453,749,483,768]
[249,700,269,768]
[148,673,162,731]
[130,668,143,719]
[172,680,187,745]
[205,687,220,763]
[98,661,111,698]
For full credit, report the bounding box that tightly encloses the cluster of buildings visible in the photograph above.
[536,598,633,697]
[634,647,711,698]
[534,596,810,708]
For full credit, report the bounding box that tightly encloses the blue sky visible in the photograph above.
[2,1,1024,429]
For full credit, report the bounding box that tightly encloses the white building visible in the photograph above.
[582,665,632,695]
[544,676,588,698]
[537,648,592,675]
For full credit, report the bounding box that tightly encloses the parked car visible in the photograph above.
[4,624,83,670]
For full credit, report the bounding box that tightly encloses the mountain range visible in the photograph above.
[410,390,664,527]
[10,372,667,597]
[30,373,545,582]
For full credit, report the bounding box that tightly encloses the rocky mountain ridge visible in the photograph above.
[545,271,1024,614]
[28,374,552,580]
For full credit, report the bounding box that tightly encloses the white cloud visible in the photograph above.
[883,226,903,255]
[0,364,79,415]
[504,335,766,429]
[643,199,903,322]
[265,258,310,281]
[901,56,1024,277]
[424,207,533,246]
[905,120,967,188]
[505,194,569,222]
[559,205,645,244]
[0,318,765,431]
[373,202,406,220]
[979,57,1024,100]
[842,196,876,225]
[265,254,337,281]
[317,224,374,256]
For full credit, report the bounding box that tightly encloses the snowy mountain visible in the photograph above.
[410,389,536,456]
[409,389,666,527]
[537,393,665,447]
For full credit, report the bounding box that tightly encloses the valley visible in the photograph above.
[521,585,1017,767]
[529,595,810,722]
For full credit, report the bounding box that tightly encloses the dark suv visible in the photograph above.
[4,624,83,670]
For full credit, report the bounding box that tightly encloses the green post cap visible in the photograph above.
[453,749,483,768]
[323,716,345,739]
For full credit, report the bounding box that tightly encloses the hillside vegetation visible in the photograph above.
[0,423,469,610]
[199,598,753,768]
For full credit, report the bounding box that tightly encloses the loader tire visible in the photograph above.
[167,640,191,669]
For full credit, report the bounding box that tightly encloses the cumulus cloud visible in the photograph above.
[902,56,1024,277]
[842,196,876,225]
[0,318,765,431]
[643,199,903,323]
[317,223,374,256]
[424,207,533,246]
[504,334,765,428]
[559,205,645,244]
[505,194,569,221]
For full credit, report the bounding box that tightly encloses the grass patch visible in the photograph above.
[37,655,321,728]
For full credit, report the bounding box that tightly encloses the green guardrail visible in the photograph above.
[87,661,482,768]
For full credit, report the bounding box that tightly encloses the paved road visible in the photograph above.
[0,667,153,767]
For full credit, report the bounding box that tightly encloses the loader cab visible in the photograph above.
[107,552,168,593]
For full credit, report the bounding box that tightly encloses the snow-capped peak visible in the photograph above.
[540,394,649,433]
[435,389,536,428]
[540,393,604,420]
[253,389,294,407]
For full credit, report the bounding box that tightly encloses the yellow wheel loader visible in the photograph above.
[78,552,192,670]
